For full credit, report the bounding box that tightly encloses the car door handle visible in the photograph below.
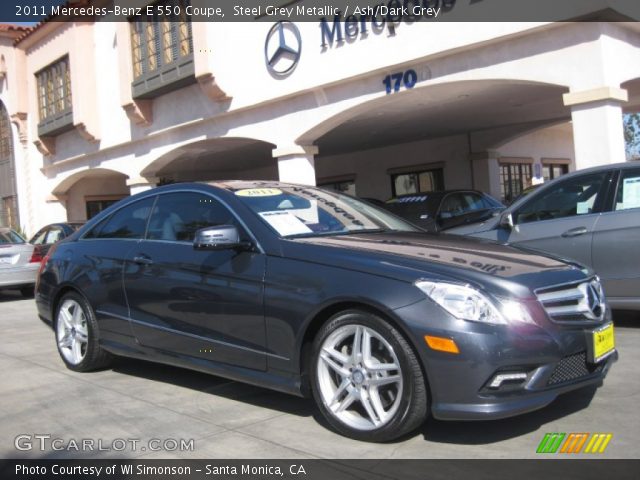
[561,227,588,238]
[133,255,153,265]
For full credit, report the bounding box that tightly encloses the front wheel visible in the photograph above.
[54,292,113,372]
[310,310,428,441]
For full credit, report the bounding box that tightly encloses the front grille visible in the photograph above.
[547,351,604,386]
[536,278,605,323]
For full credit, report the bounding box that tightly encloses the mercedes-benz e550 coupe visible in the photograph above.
[36,182,617,441]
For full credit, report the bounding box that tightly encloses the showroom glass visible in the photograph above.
[84,197,156,239]
[614,168,640,211]
[236,187,419,238]
[514,172,608,225]
[146,192,241,242]
[391,169,444,196]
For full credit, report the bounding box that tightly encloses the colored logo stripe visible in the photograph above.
[584,433,613,454]
[537,433,612,454]
[560,433,588,453]
[536,433,565,453]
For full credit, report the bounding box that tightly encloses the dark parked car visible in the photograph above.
[36,182,616,441]
[449,162,640,311]
[0,227,40,297]
[383,190,504,232]
[30,222,84,256]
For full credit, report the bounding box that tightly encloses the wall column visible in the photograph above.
[471,150,501,199]
[126,177,157,196]
[272,145,318,185]
[563,87,628,170]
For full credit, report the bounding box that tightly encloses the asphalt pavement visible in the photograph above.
[1,291,638,459]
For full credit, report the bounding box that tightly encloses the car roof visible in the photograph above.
[506,160,640,212]
[205,180,307,191]
[560,160,640,177]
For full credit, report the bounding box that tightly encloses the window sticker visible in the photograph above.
[621,176,640,210]
[235,188,283,197]
[259,211,313,236]
[576,202,590,215]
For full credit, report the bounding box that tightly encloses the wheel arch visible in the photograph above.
[51,284,88,325]
[297,300,430,400]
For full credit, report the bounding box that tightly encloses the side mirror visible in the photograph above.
[193,225,248,250]
[499,212,514,230]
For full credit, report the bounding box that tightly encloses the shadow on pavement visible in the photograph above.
[421,385,597,445]
[613,310,640,328]
[0,290,27,303]
[110,358,314,418]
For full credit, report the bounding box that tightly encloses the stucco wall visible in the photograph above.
[65,176,128,222]
[316,134,472,200]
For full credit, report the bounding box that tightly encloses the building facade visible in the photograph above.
[1,3,640,235]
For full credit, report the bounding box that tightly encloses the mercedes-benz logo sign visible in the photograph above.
[265,21,301,76]
[579,280,605,321]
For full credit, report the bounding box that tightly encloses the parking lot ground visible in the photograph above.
[1,292,638,459]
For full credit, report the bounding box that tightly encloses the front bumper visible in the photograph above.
[394,299,618,421]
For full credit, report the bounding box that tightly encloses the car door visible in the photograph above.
[78,196,156,336]
[501,171,612,267]
[591,167,640,302]
[123,191,267,371]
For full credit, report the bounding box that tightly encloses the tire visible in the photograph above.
[54,291,113,372]
[20,286,34,298]
[310,309,427,442]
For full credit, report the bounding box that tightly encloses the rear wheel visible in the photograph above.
[54,292,113,371]
[310,310,427,441]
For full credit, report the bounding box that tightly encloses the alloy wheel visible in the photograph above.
[56,299,89,365]
[316,324,404,431]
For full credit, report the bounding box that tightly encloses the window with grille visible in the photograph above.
[543,163,569,182]
[36,56,74,137]
[500,163,532,203]
[130,0,196,99]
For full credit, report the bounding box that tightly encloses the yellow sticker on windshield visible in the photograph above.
[235,188,283,197]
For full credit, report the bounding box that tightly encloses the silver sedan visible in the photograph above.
[0,228,40,297]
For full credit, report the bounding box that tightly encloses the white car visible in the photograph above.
[0,228,40,297]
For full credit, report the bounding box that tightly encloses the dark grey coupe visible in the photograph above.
[36,181,617,441]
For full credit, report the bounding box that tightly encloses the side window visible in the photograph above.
[515,172,608,225]
[147,192,238,242]
[440,194,467,218]
[614,168,640,211]
[31,229,48,245]
[45,228,63,244]
[94,197,155,239]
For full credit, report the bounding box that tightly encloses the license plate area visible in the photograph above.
[587,323,615,363]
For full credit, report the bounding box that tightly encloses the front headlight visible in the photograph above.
[415,280,534,325]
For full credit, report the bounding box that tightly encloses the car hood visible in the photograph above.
[283,232,589,299]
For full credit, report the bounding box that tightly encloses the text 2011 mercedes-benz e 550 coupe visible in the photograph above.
[36,182,617,441]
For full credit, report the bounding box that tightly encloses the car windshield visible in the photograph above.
[0,230,25,244]
[234,186,420,238]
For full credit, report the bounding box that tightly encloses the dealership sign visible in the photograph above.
[320,0,455,47]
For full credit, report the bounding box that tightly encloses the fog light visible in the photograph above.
[488,372,528,389]
[424,335,459,354]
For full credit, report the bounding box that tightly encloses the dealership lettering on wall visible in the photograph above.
[320,0,456,47]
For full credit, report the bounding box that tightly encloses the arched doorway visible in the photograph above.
[0,101,18,228]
